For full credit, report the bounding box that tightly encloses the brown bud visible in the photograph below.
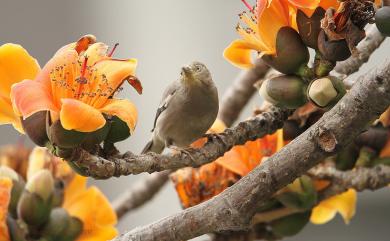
[318,30,351,62]
[81,122,111,150]
[47,118,86,149]
[17,190,51,226]
[355,125,388,152]
[21,111,49,147]
[283,120,303,141]
[297,8,326,49]
[262,27,309,74]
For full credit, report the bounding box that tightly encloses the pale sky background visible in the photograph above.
[0,1,389,241]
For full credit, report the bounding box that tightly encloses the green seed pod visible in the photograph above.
[270,211,311,237]
[318,30,351,62]
[259,75,308,109]
[21,111,49,147]
[47,119,86,149]
[17,190,51,226]
[375,6,390,36]
[42,208,71,239]
[297,8,326,49]
[307,76,346,110]
[105,116,131,144]
[7,216,27,241]
[355,124,388,152]
[262,27,309,75]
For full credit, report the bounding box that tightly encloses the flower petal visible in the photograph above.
[100,99,138,134]
[63,175,88,208]
[288,0,320,9]
[224,40,255,69]
[0,95,18,125]
[311,189,357,224]
[89,59,138,108]
[11,79,57,118]
[60,98,106,132]
[0,43,40,97]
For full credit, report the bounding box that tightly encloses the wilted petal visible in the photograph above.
[60,98,106,132]
[100,99,138,134]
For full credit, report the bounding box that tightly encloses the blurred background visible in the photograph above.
[1,1,389,240]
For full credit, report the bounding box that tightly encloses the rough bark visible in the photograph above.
[112,59,390,241]
[68,106,291,179]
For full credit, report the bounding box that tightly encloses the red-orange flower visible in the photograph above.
[11,35,141,133]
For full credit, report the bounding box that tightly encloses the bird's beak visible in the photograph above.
[181,66,191,77]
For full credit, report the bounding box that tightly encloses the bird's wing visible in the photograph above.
[151,83,178,132]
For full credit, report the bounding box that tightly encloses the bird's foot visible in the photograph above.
[203,133,225,144]
[168,146,197,163]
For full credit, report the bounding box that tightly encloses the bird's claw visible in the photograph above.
[168,146,197,163]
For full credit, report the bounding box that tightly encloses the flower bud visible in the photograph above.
[259,75,308,109]
[318,30,351,62]
[297,8,326,49]
[0,166,25,217]
[262,27,309,75]
[47,119,86,149]
[51,180,65,208]
[375,6,390,36]
[21,111,49,147]
[17,191,51,226]
[307,76,346,110]
[42,208,71,239]
[270,211,311,237]
[105,116,131,144]
[7,216,27,241]
[61,217,83,241]
[25,169,54,202]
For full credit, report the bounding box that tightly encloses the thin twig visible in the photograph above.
[112,59,390,241]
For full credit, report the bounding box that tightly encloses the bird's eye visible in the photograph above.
[195,66,201,72]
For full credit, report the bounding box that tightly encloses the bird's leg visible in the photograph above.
[167,144,198,164]
[203,133,226,144]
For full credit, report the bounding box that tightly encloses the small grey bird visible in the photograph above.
[142,61,219,154]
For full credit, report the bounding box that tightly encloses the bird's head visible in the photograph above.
[180,61,212,85]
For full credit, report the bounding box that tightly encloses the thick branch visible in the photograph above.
[334,25,385,78]
[113,60,390,241]
[68,107,291,179]
[218,59,270,126]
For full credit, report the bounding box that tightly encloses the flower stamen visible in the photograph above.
[241,0,254,12]
[107,43,119,57]
[77,57,89,84]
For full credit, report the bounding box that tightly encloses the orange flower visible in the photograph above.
[311,189,357,224]
[0,178,12,241]
[63,175,117,241]
[0,44,40,132]
[224,0,316,68]
[11,35,141,133]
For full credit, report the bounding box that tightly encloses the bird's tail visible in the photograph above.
[141,139,165,154]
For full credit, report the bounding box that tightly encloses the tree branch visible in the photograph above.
[218,59,270,127]
[112,59,390,241]
[333,25,386,79]
[67,106,291,179]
